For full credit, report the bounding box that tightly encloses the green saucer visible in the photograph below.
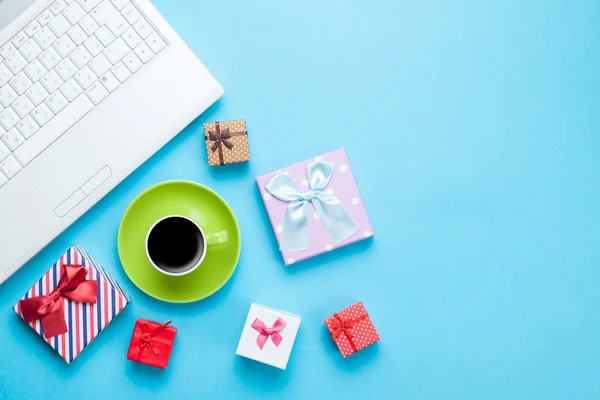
[117,181,241,303]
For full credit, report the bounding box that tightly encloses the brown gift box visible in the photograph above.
[203,120,250,166]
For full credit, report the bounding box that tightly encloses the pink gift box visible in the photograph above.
[256,148,374,265]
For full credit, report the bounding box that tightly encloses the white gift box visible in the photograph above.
[235,303,301,370]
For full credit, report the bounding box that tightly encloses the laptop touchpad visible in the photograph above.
[23,132,106,210]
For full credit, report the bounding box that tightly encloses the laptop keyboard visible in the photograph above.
[0,0,167,188]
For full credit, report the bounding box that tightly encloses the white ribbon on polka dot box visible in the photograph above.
[256,148,374,266]
[325,302,380,358]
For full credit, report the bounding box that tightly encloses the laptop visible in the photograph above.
[0,0,224,284]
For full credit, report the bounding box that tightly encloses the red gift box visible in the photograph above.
[325,302,380,358]
[127,319,177,369]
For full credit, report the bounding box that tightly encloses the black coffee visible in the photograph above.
[147,216,205,274]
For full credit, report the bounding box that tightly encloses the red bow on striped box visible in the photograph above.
[325,302,380,358]
[13,247,130,364]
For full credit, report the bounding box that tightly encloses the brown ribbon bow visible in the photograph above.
[331,313,368,352]
[209,128,234,152]
[206,122,247,165]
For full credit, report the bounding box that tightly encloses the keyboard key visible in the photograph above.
[0,42,17,59]
[146,32,166,54]
[12,95,34,118]
[0,170,6,186]
[5,52,28,74]
[77,0,103,13]
[122,27,141,48]
[48,15,72,38]
[50,0,68,15]
[26,82,50,106]
[0,85,17,107]
[74,65,97,89]
[9,72,33,95]
[0,64,13,86]
[19,39,42,62]
[31,103,54,126]
[45,92,68,114]
[121,51,141,73]
[55,58,77,80]
[60,78,83,101]
[23,60,47,83]
[17,115,40,138]
[39,47,62,70]
[90,0,112,23]
[12,31,29,49]
[25,20,42,37]
[121,4,141,24]
[65,0,76,3]
[63,2,86,25]
[79,15,99,36]
[34,27,58,50]
[0,107,19,130]
[85,81,108,104]
[14,94,94,165]
[1,128,24,150]
[133,19,152,39]
[89,53,111,76]
[0,141,10,161]
[134,42,153,63]
[54,35,76,58]
[84,36,104,56]
[41,70,64,92]
[107,17,129,37]
[37,10,54,26]
[68,25,88,46]
[92,1,129,37]
[70,46,92,68]
[110,61,130,82]
[99,71,119,92]
[110,0,130,11]
[104,37,129,64]
[95,26,115,46]
[0,155,22,178]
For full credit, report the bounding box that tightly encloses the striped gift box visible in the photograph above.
[13,246,131,364]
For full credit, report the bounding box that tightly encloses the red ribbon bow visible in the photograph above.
[19,264,98,338]
[331,313,368,352]
[138,321,172,358]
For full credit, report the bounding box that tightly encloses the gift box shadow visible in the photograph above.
[125,359,174,386]
[207,160,250,176]
[286,239,374,275]
[320,325,380,371]
[234,356,291,392]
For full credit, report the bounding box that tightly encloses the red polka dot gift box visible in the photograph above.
[325,302,380,358]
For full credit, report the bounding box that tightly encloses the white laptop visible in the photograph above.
[0,0,224,284]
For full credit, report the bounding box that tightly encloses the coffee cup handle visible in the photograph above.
[206,230,229,247]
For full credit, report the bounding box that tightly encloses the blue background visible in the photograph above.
[1,0,600,398]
